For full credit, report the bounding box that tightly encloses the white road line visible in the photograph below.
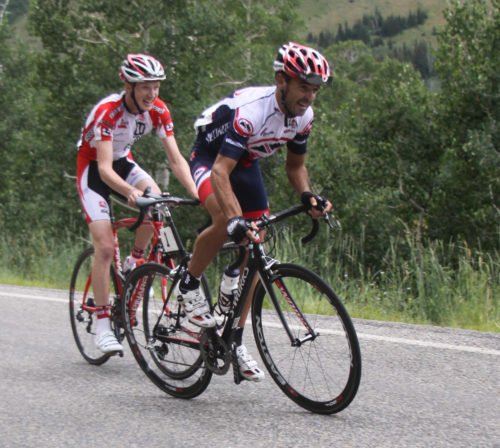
[260,320,500,356]
[2,291,499,356]
[0,291,67,304]
[356,331,500,356]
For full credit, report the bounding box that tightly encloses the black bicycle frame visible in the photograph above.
[152,203,324,351]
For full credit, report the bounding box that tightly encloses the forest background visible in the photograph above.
[0,0,498,331]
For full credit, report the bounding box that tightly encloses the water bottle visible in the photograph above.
[217,267,240,314]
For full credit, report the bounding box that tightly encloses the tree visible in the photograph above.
[0,23,50,236]
[433,0,500,247]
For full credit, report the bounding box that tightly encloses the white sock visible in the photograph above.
[96,317,111,335]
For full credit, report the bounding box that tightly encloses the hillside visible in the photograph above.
[8,0,449,50]
[298,0,449,46]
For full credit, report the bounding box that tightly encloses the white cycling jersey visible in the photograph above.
[193,85,313,163]
[77,91,174,161]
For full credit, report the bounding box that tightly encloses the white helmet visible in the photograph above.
[120,53,166,83]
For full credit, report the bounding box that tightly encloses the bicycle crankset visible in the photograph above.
[199,329,231,375]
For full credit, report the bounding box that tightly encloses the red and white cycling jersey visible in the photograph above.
[77,91,174,161]
[192,85,314,163]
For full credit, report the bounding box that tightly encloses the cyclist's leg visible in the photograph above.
[173,162,226,327]
[230,161,269,331]
[77,158,116,309]
[188,193,228,277]
[228,162,269,381]
[77,158,123,353]
[88,220,123,353]
[88,220,115,308]
[120,156,161,268]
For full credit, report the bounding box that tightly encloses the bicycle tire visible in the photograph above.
[122,262,212,399]
[251,263,361,414]
[69,247,122,365]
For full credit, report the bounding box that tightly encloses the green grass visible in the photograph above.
[265,226,500,332]
[1,227,498,332]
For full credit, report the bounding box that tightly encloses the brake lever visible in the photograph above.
[323,213,335,229]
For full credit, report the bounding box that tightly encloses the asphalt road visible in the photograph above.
[0,283,498,448]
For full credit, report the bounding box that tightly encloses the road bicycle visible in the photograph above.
[68,191,201,365]
[121,201,362,414]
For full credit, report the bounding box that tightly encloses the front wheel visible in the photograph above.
[251,263,361,414]
[122,262,212,399]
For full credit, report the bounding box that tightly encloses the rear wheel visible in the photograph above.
[69,248,122,365]
[122,262,212,398]
[252,263,361,414]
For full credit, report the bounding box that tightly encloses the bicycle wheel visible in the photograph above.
[251,263,361,414]
[122,262,212,399]
[69,247,121,365]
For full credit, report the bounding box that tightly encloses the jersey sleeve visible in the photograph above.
[219,126,250,160]
[152,98,174,139]
[93,106,116,142]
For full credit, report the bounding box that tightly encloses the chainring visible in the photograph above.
[199,329,231,375]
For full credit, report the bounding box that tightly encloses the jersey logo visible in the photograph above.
[235,117,254,136]
[153,105,165,114]
[260,127,274,137]
[193,166,207,183]
[134,122,146,139]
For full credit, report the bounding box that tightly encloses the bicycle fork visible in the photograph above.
[261,270,319,347]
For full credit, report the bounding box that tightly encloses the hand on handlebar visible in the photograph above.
[127,187,146,207]
[227,216,259,245]
[301,191,332,220]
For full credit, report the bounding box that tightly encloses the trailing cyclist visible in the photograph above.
[174,42,333,381]
[76,54,198,354]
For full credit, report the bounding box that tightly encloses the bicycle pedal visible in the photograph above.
[105,350,124,358]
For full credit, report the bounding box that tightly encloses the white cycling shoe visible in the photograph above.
[235,344,265,382]
[95,330,123,354]
[173,283,216,328]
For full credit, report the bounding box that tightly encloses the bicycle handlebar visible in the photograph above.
[256,204,334,244]
[227,204,335,270]
[128,188,200,232]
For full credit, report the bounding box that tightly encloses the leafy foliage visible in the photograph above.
[433,0,500,247]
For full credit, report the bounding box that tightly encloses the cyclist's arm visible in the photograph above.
[96,140,142,206]
[161,136,199,199]
[285,150,332,218]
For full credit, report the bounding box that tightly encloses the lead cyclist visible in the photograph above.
[173,42,333,381]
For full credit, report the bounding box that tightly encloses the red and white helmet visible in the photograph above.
[120,53,166,83]
[273,42,331,86]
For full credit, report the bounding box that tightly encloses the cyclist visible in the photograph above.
[76,53,198,354]
[174,42,333,381]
